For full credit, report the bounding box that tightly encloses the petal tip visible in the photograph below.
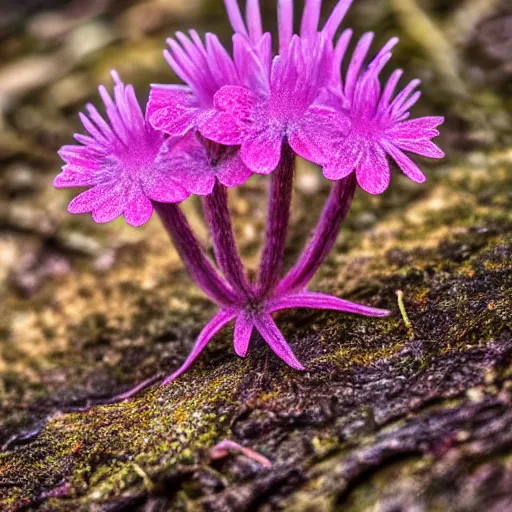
[53,174,67,189]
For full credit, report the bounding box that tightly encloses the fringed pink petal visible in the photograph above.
[216,154,254,188]
[352,69,381,118]
[142,161,191,203]
[92,187,124,224]
[377,69,403,112]
[98,85,130,146]
[288,106,350,165]
[355,144,390,195]
[246,0,263,43]
[344,32,374,102]
[124,85,146,132]
[322,138,361,181]
[233,34,270,96]
[383,142,427,183]
[147,84,192,116]
[270,35,301,92]
[54,168,97,189]
[165,39,201,88]
[323,0,353,39]
[394,91,422,121]
[151,106,199,137]
[148,85,199,136]
[393,139,445,159]
[240,128,283,175]
[205,34,240,88]
[256,32,273,76]
[68,184,114,214]
[389,79,421,119]
[332,29,353,89]
[278,0,294,53]
[269,292,389,317]
[224,0,248,36]
[85,103,115,141]
[58,145,103,169]
[368,37,399,72]
[300,0,322,38]
[123,188,154,227]
[79,112,109,144]
[387,116,444,139]
[158,136,216,196]
[199,111,244,146]
[213,85,260,120]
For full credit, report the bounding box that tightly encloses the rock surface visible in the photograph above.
[0,0,511,510]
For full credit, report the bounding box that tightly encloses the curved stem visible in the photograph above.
[257,145,295,298]
[162,308,237,385]
[276,174,356,296]
[202,182,254,298]
[268,291,389,317]
[154,202,240,307]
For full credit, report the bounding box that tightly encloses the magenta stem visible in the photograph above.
[154,202,240,306]
[257,145,295,298]
[202,182,254,298]
[268,291,389,317]
[277,174,357,295]
[162,308,237,385]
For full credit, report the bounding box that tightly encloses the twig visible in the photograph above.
[132,463,156,492]
[396,290,415,340]
[209,440,272,468]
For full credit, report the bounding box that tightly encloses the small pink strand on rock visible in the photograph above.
[209,440,272,468]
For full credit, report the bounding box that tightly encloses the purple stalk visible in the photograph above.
[102,374,162,404]
[202,182,254,298]
[269,291,389,317]
[257,144,295,298]
[277,174,357,295]
[234,312,254,357]
[162,309,237,385]
[154,202,240,306]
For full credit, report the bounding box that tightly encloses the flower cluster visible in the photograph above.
[55,0,444,383]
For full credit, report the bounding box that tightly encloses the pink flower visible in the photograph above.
[158,134,253,195]
[320,34,445,194]
[53,0,447,387]
[146,31,269,138]
[224,0,354,49]
[55,72,189,226]
[200,34,349,174]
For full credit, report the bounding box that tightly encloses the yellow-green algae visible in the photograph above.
[1,363,245,508]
